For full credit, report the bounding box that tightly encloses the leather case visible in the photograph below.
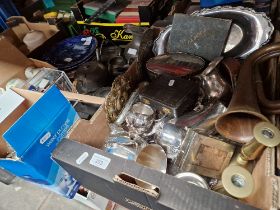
[139,75,199,117]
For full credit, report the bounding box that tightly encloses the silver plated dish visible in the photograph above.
[175,172,209,189]
[153,7,274,58]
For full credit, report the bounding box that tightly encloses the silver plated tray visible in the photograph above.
[153,6,274,58]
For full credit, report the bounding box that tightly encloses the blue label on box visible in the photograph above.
[1,86,80,198]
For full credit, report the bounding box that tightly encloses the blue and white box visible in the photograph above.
[0,85,80,198]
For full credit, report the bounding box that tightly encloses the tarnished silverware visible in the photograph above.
[152,25,172,56]
[126,102,155,133]
[175,101,227,130]
[174,128,235,179]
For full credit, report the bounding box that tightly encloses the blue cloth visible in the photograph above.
[0,0,19,32]
[200,0,241,8]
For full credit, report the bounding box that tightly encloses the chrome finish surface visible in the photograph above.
[126,102,155,129]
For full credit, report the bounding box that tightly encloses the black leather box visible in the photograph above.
[139,75,199,117]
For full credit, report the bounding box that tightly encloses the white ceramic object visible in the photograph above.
[6,78,25,90]
[23,30,47,51]
[25,67,40,79]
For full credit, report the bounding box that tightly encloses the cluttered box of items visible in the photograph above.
[48,2,280,210]
[71,0,173,43]
[1,0,280,209]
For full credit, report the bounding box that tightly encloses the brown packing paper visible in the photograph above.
[0,37,54,89]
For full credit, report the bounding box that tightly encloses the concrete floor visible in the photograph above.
[0,178,95,210]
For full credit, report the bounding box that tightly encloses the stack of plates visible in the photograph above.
[42,35,97,72]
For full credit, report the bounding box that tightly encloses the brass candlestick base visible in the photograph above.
[237,122,280,165]
[222,165,254,199]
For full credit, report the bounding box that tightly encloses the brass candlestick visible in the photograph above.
[222,122,280,198]
[237,122,280,165]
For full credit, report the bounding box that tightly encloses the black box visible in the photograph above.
[139,76,199,117]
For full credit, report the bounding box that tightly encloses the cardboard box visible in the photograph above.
[51,26,279,210]
[53,121,257,209]
[0,80,105,158]
[51,63,256,209]
[2,16,58,54]
[0,37,54,90]
[0,85,104,196]
[0,36,75,93]
[0,37,55,157]
[0,86,80,198]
